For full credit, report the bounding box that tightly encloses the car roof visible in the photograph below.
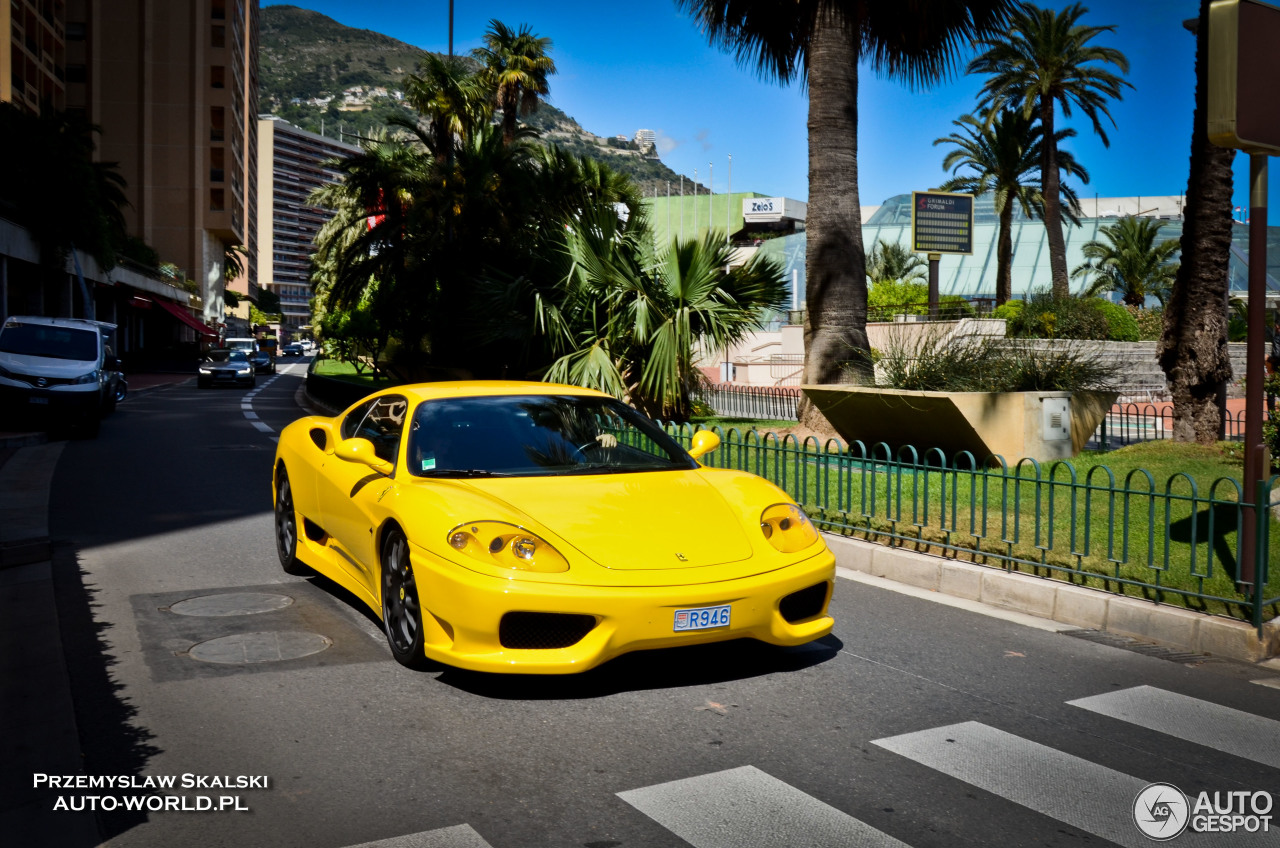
[3,315,117,331]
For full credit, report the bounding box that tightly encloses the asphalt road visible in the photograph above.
[37,362,1280,848]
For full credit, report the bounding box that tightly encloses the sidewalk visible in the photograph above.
[0,371,193,448]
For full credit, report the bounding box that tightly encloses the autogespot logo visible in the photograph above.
[1134,783,1190,841]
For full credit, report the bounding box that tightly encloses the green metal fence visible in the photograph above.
[662,423,1280,635]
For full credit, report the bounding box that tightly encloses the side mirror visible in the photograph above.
[335,437,394,475]
[687,429,720,460]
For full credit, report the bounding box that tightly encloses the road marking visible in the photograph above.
[871,722,1238,848]
[618,764,911,848]
[1068,685,1280,768]
[342,824,495,848]
[252,420,274,434]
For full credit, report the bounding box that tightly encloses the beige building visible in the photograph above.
[257,116,359,337]
[60,0,260,327]
[2,0,68,114]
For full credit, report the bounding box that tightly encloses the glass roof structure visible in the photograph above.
[756,192,1280,307]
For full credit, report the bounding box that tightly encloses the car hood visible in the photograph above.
[464,470,755,570]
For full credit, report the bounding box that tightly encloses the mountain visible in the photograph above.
[258,5,698,194]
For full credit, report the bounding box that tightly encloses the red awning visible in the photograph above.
[149,297,218,338]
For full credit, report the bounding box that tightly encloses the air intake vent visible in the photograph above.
[779,582,830,623]
[499,612,597,649]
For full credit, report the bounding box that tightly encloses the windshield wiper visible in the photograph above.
[418,469,511,478]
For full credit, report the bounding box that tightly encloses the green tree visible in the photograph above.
[540,208,788,421]
[1071,217,1179,307]
[934,109,1088,305]
[677,0,1013,430]
[401,53,489,159]
[1158,0,1234,445]
[865,240,926,286]
[0,104,130,281]
[969,1,1130,298]
[472,20,556,145]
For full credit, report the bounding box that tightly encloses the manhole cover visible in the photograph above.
[166,593,294,617]
[186,631,332,664]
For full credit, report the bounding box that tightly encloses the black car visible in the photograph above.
[198,349,255,388]
[248,350,275,375]
[281,343,304,357]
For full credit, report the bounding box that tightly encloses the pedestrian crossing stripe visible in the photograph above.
[618,764,912,848]
[343,823,494,848]
[1068,685,1280,769]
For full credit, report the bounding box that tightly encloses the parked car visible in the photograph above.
[271,382,835,673]
[248,350,275,375]
[0,315,123,435]
[198,349,256,388]
[282,343,304,357]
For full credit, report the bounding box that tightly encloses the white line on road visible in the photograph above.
[1068,685,1280,768]
[342,824,495,848]
[618,765,912,848]
[871,722,1252,848]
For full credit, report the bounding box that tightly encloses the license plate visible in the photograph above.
[673,604,731,632]
[29,397,49,404]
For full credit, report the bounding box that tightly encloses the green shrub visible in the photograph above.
[1008,291,1108,340]
[939,295,976,319]
[1090,298,1140,342]
[992,300,1024,322]
[1127,304,1164,341]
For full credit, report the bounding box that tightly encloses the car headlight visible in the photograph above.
[199,366,212,374]
[759,503,819,553]
[445,521,569,573]
[71,370,100,384]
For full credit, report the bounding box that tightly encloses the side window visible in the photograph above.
[348,395,409,465]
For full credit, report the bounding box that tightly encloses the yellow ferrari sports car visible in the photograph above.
[272,381,834,674]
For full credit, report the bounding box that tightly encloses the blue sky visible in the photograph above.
[267,0,1278,216]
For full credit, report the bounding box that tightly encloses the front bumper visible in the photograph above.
[0,382,103,421]
[408,544,836,674]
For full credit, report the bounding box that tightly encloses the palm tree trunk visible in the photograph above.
[996,198,1013,305]
[1040,100,1069,298]
[1158,0,1233,444]
[799,8,868,432]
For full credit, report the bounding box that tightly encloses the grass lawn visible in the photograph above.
[666,424,1280,623]
[311,357,397,388]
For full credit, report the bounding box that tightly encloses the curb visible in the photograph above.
[825,533,1280,663]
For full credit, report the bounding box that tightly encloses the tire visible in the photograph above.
[274,469,308,576]
[381,527,430,669]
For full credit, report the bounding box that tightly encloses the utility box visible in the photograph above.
[1041,397,1071,442]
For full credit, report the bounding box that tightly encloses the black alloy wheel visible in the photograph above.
[275,470,307,575]
[381,527,429,669]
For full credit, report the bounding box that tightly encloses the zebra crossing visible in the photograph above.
[341,684,1280,848]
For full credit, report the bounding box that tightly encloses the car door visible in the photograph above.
[317,395,409,594]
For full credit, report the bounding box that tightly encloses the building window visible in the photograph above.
[210,106,225,142]
[211,0,226,20]
[210,189,225,212]
[211,26,225,48]
[210,148,225,183]
[210,66,225,89]
[66,22,86,41]
[66,63,86,83]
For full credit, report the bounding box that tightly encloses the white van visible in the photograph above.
[0,315,122,435]
[225,337,258,353]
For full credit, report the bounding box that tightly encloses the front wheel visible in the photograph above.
[275,470,308,575]
[381,527,429,669]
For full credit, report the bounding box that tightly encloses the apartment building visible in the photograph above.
[2,0,68,113]
[257,117,358,336]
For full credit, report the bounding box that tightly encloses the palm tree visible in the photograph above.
[968,2,1130,299]
[1071,217,1179,307]
[677,1,1013,429]
[865,240,926,286]
[1157,1,1234,444]
[934,109,1088,305]
[401,53,489,159]
[472,20,557,145]
[538,207,788,420]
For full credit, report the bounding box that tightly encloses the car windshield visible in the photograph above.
[206,350,248,362]
[406,394,696,478]
[0,323,98,361]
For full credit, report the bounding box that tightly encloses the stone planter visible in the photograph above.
[800,385,1119,463]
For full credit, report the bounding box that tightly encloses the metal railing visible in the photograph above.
[696,384,801,420]
[660,424,1279,634]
